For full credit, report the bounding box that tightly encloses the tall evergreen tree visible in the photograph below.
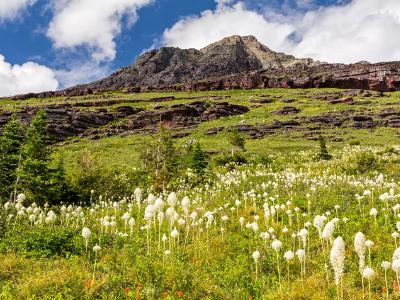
[158,125,177,178]
[228,128,246,154]
[48,157,76,205]
[190,142,208,176]
[18,110,53,203]
[140,124,178,191]
[0,113,24,201]
[317,135,332,160]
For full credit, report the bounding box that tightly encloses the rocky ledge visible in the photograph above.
[205,107,400,139]
[6,36,400,101]
[0,101,249,141]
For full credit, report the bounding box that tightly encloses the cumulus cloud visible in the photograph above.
[162,3,294,51]
[47,0,154,62]
[290,0,400,63]
[0,55,58,97]
[55,61,111,88]
[161,0,400,64]
[0,0,35,21]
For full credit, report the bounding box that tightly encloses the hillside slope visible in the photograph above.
[85,35,316,91]
[5,35,400,100]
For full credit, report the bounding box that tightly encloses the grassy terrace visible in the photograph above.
[1,88,399,173]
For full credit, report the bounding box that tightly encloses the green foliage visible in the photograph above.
[252,154,273,166]
[340,150,380,175]
[0,113,24,202]
[70,149,99,204]
[71,149,150,204]
[355,151,378,173]
[140,124,178,191]
[190,142,208,176]
[215,151,247,167]
[47,158,77,205]
[316,135,332,160]
[4,110,73,205]
[228,128,246,153]
[0,225,81,257]
[18,110,53,203]
[382,146,398,154]
[348,140,361,146]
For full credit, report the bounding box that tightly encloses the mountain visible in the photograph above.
[6,35,400,99]
[83,35,317,92]
[61,35,400,95]
[2,35,400,142]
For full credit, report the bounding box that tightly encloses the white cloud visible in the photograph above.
[47,0,154,62]
[162,3,294,51]
[0,0,35,21]
[0,55,58,97]
[161,0,400,64]
[215,0,235,9]
[290,0,400,63]
[55,61,111,88]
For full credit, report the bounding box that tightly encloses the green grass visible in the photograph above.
[14,88,390,174]
[3,88,400,298]
[2,145,400,298]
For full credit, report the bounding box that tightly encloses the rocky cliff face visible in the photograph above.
[68,35,400,94]
[83,35,315,92]
[0,100,249,141]
[5,35,400,101]
[178,62,400,92]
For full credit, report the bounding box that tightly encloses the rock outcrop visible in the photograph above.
[81,35,315,92]
[4,35,400,99]
[205,107,400,139]
[85,101,250,139]
[0,101,249,141]
[0,106,143,141]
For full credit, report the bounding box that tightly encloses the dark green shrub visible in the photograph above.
[215,152,247,167]
[139,124,178,191]
[349,140,361,146]
[228,128,246,153]
[316,135,332,160]
[355,151,378,173]
[190,142,209,176]
[253,155,273,166]
[382,147,398,154]
[71,159,151,205]
[0,226,81,257]
[18,110,53,204]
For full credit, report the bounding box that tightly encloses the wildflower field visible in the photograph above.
[1,89,400,299]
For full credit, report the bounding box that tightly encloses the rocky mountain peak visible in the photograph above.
[200,35,265,52]
[13,35,400,99]
[81,35,319,92]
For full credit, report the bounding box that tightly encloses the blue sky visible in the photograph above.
[0,0,399,96]
[0,0,216,69]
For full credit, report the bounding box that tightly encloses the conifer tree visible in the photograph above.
[318,135,332,160]
[18,110,52,203]
[190,142,208,176]
[156,124,177,187]
[140,124,178,190]
[48,157,75,205]
[0,113,24,201]
[229,128,246,154]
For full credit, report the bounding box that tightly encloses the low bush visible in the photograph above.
[0,225,81,257]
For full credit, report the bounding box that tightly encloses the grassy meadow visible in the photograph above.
[37,88,400,172]
[1,88,400,299]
